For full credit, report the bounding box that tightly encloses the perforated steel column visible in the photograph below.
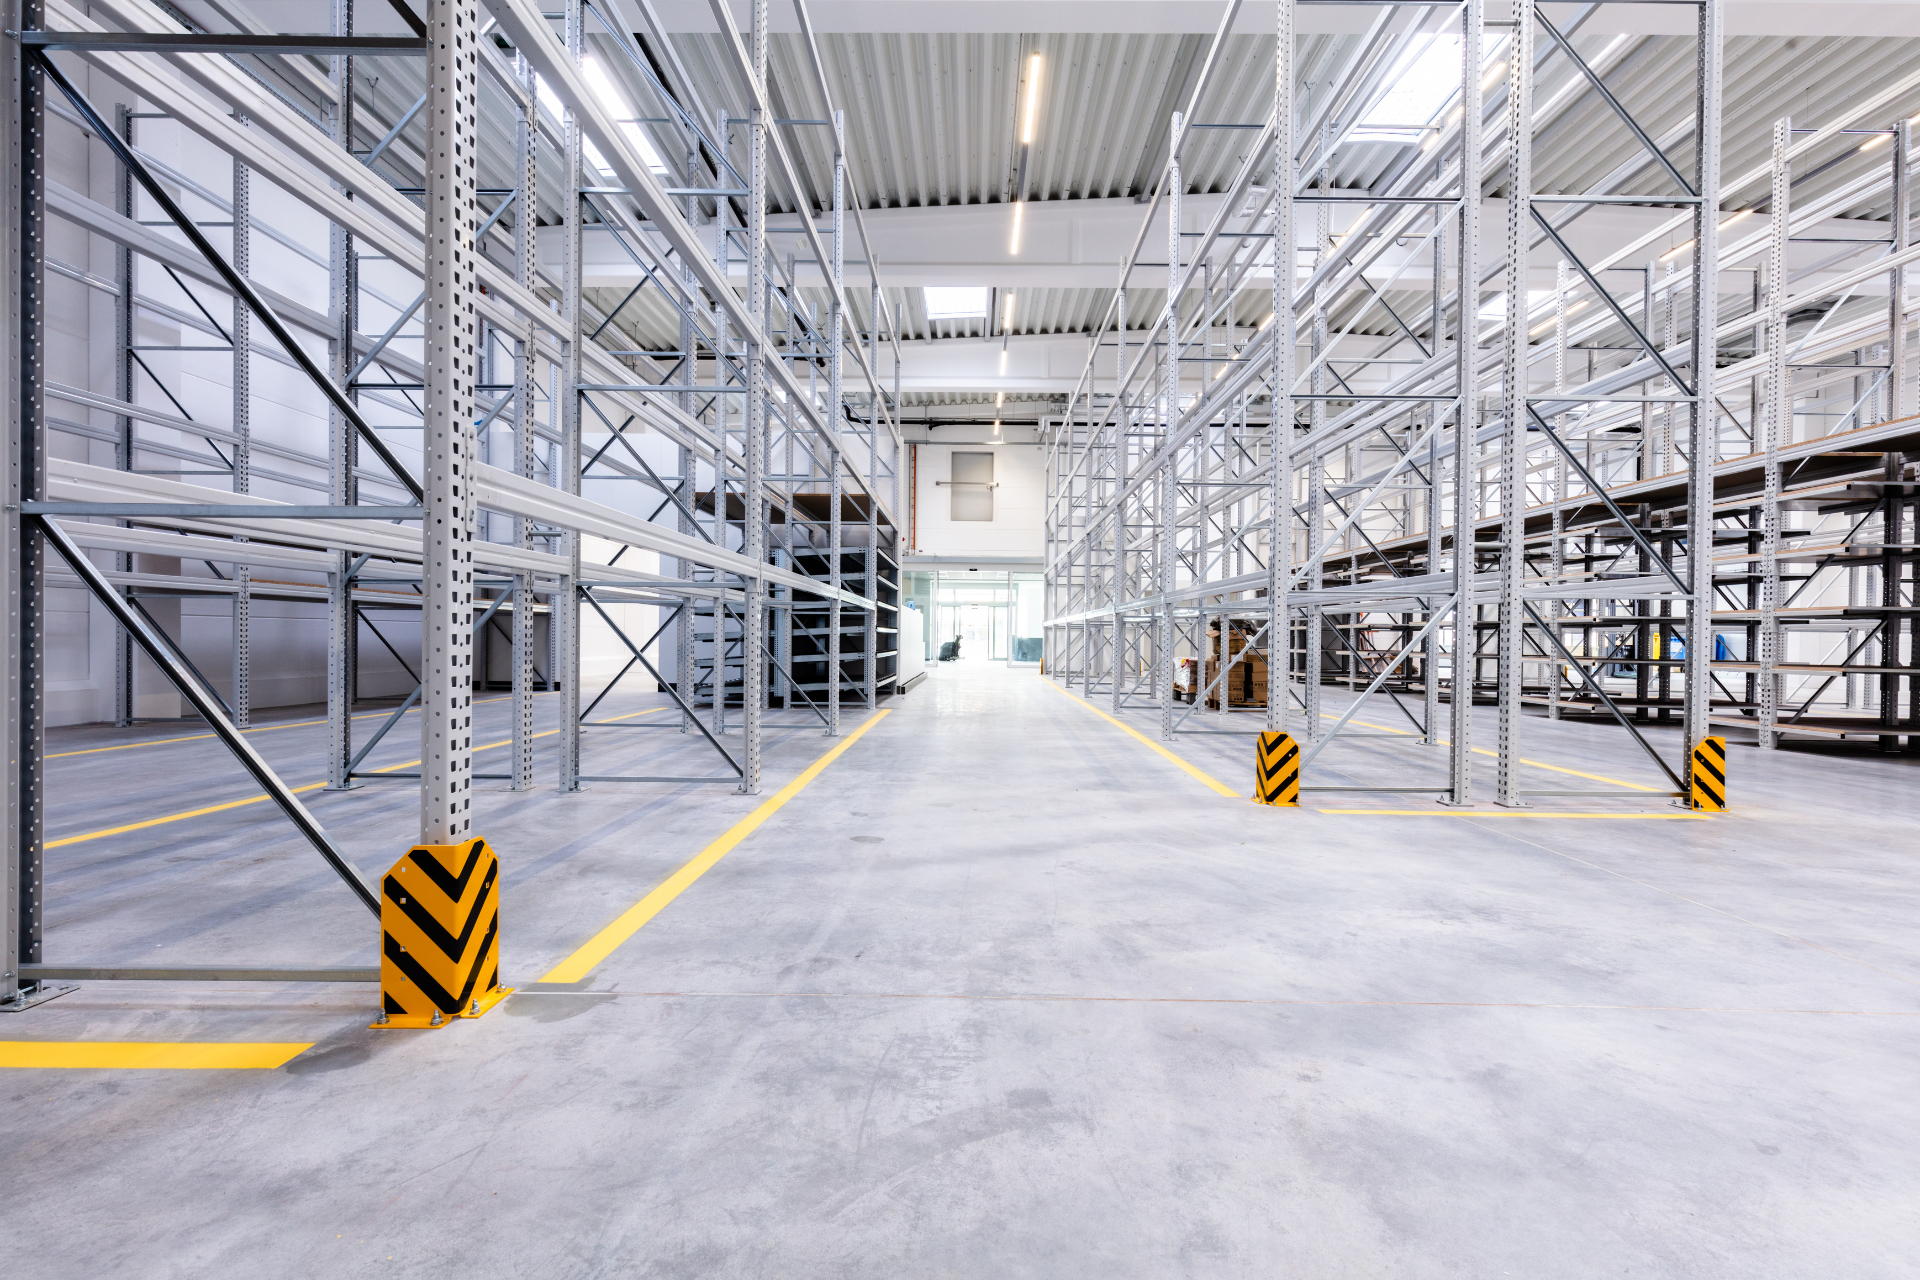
[677,139,699,736]
[738,0,769,793]
[1303,121,1332,739]
[3,0,46,1006]
[511,50,539,789]
[325,0,359,792]
[1757,117,1790,751]
[1113,279,1127,713]
[825,110,845,737]
[1681,0,1724,770]
[1446,0,1485,807]
[555,0,584,791]
[419,0,479,844]
[231,139,252,729]
[1159,111,1181,740]
[113,103,133,729]
[1495,5,1534,808]
[1268,0,1294,736]
[1893,121,1912,423]
[864,282,880,713]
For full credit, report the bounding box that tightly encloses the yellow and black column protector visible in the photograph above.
[1255,731,1301,806]
[1689,735,1728,812]
[374,837,512,1028]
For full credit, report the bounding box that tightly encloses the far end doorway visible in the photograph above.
[905,569,1043,665]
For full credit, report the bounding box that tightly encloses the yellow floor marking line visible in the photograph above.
[540,709,893,984]
[1320,712,1663,792]
[46,708,662,848]
[47,782,332,847]
[0,1041,313,1069]
[574,990,1917,1016]
[1045,681,1240,798]
[52,732,257,759]
[1479,755,1663,792]
[1319,809,1707,819]
[47,694,524,759]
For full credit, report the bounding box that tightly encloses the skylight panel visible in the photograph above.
[1350,34,1464,145]
[582,60,669,175]
[535,67,668,177]
[924,287,991,320]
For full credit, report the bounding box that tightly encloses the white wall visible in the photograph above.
[33,74,660,726]
[910,438,1045,558]
[37,87,416,726]
[897,605,928,687]
[579,536,662,698]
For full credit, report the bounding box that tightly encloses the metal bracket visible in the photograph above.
[0,983,79,1012]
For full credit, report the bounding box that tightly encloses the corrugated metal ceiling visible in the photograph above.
[626,30,1920,351]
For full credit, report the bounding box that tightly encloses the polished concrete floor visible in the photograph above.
[4,661,1917,1276]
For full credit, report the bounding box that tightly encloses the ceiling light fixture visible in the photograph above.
[1021,53,1044,146]
[1861,133,1892,151]
[1659,212,1752,263]
[1529,300,1587,338]
[1003,292,1016,331]
[1009,54,1044,255]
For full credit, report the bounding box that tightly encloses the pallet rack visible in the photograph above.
[1044,0,1920,815]
[2,0,902,1007]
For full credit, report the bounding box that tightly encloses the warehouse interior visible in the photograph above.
[3,0,1918,1274]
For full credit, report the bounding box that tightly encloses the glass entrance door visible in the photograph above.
[933,572,1011,660]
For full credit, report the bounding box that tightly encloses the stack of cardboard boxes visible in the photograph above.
[1204,623,1268,709]
[1175,657,1201,703]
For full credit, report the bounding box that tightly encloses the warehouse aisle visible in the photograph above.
[6,661,1919,1277]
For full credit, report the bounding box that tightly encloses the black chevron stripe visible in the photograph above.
[1259,748,1297,777]
[406,839,488,900]
[385,930,459,1012]
[1258,742,1298,769]
[382,912,499,1015]
[452,912,498,1010]
[383,860,499,962]
[1694,778,1724,808]
[1693,753,1725,786]
[1700,738,1726,761]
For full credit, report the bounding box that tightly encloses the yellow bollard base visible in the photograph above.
[370,985,514,1031]
[1688,735,1728,812]
[1254,731,1301,806]
[373,835,508,1030]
